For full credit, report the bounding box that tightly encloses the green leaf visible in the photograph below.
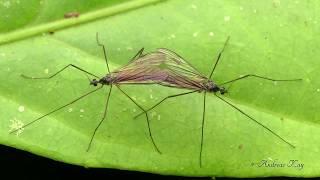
[0,0,319,177]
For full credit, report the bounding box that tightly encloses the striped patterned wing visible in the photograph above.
[111,48,208,90]
[154,48,208,90]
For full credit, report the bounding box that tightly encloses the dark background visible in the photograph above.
[0,145,305,179]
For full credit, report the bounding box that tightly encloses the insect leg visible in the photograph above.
[96,32,110,74]
[218,74,302,86]
[208,36,230,79]
[129,48,144,62]
[199,91,206,168]
[116,85,162,154]
[96,33,144,72]
[21,64,99,79]
[10,86,104,134]
[134,90,198,119]
[87,85,113,151]
[214,94,295,148]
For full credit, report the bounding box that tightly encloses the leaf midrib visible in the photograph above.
[0,0,164,45]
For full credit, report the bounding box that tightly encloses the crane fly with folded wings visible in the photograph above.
[133,37,302,167]
[10,33,166,154]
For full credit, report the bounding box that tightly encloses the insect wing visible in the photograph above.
[111,48,208,90]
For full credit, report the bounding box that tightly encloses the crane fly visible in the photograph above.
[133,37,302,167]
[10,33,165,154]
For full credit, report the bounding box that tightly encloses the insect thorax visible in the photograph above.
[204,80,220,92]
[99,74,115,85]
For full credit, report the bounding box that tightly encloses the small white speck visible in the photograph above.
[68,108,73,112]
[9,118,24,136]
[80,115,84,118]
[18,106,25,112]
[191,4,197,9]
[224,16,230,22]
[126,47,133,51]
[117,48,121,51]
[44,68,49,74]
[193,32,198,37]
[316,89,320,92]
[150,94,153,99]
[239,6,243,10]
[253,9,257,13]
[209,32,214,36]
[167,34,176,40]
[157,115,161,120]
[151,112,157,118]
[2,1,11,8]
[305,78,311,83]
[132,108,136,112]
[273,0,281,6]
[80,109,84,113]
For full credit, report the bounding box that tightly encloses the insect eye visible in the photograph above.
[219,87,227,95]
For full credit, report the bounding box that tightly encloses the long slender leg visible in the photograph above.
[219,74,302,86]
[199,91,206,168]
[96,33,144,73]
[208,36,230,79]
[96,32,110,74]
[116,85,161,154]
[10,86,104,134]
[129,48,144,62]
[87,86,113,151]
[134,90,198,119]
[21,64,99,79]
[214,94,295,148]
[120,48,145,68]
